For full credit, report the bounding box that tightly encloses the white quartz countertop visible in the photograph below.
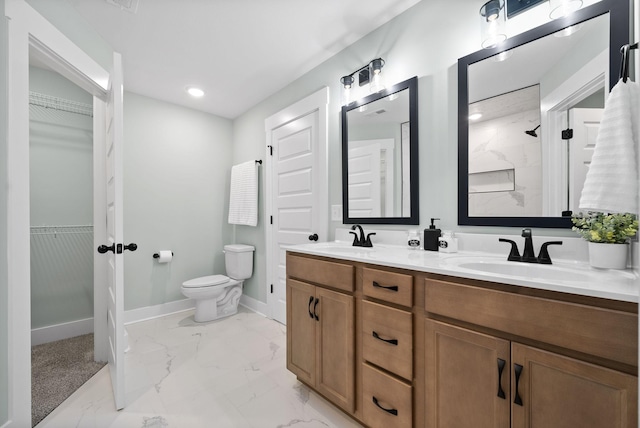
[286,242,639,303]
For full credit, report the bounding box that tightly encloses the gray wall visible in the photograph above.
[233,0,489,303]
[123,92,234,310]
[232,0,637,304]
[0,1,8,423]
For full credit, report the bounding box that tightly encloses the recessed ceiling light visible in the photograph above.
[186,86,205,98]
[469,113,483,121]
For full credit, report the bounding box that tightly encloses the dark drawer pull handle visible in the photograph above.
[313,297,319,321]
[497,358,506,399]
[372,396,398,416]
[514,363,523,406]
[372,281,399,292]
[372,331,398,346]
[308,296,314,319]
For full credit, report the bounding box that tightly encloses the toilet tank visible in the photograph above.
[224,244,255,280]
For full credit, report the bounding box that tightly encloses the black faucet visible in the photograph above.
[350,225,376,247]
[520,229,537,263]
[499,229,563,264]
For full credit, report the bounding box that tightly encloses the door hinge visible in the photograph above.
[270,284,273,293]
[270,216,273,225]
[561,128,573,140]
[267,145,273,156]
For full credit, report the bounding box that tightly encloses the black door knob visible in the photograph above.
[124,243,138,252]
[97,244,115,254]
[308,233,318,241]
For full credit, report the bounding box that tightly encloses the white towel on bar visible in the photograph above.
[228,160,258,226]
[579,79,639,214]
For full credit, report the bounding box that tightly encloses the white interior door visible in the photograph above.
[104,52,126,410]
[569,108,603,213]
[265,88,328,325]
[348,144,381,217]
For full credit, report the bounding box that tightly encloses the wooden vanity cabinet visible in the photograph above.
[360,267,414,428]
[286,254,356,413]
[424,276,638,428]
[286,252,638,428]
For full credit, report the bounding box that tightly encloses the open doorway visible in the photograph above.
[28,60,105,426]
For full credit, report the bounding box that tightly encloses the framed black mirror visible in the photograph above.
[342,76,419,224]
[458,0,629,228]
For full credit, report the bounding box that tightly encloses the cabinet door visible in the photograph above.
[286,279,316,386]
[511,343,638,428]
[425,319,510,428]
[315,287,355,412]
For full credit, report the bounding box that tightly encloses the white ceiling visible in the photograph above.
[66,0,422,119]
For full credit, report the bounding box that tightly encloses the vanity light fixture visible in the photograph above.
[339,58,386,104]
[186,86,205,97]
[480,0,507,49]
[549,0,583,19]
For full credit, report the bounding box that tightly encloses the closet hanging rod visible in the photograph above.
[619,42,638,83]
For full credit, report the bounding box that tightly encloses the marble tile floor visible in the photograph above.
[37,306,364,428]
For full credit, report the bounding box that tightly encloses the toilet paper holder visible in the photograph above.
[153,252,174,259]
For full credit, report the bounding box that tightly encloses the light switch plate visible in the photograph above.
[331,205,343,222]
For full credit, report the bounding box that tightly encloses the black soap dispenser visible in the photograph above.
[424,218,441,251]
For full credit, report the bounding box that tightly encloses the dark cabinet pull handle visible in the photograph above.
[497,358,506,399]
[514,363,523,406]
[97,244,115,254]
[308,233,318,241]
[313,297,319,321]
[372,331,398,346]
[372,281,399,292]
[308,296,314,319]
[372,396,398,416]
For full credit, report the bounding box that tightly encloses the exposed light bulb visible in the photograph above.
[549,0,583,19]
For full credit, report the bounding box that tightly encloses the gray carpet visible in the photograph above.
[32,333,106,427]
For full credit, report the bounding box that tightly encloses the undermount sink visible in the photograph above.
[442,257,593,282]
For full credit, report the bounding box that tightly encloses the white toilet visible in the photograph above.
[181,244,255,322]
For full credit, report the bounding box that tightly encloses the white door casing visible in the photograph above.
[5,0,117,424]
[265,88,328,325]
[540,50,607,217]
[105,52,126,410]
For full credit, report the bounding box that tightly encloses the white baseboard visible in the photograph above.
[124,298,195,325]
[31,317,94,346]
[239,293,268,317]
[30,295,268,344]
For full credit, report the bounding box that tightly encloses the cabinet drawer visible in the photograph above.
[287,253,354,292]
[362,300,413,380]
[363,267,413,307]
[362,363,412,428]
[425,278,638,367]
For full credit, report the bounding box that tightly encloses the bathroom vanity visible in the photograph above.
[285,241,638,428]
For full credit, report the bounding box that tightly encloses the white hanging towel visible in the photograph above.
[579,79,639,214]
[228,160,258,226]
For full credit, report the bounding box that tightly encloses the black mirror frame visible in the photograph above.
[458,0,629,228]
[341,76,419,225]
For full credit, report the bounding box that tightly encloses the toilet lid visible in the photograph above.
[182,274,230,288]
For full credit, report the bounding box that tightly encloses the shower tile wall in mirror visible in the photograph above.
[458,0,628,228]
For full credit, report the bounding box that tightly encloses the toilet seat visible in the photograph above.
[182,274,230,289]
